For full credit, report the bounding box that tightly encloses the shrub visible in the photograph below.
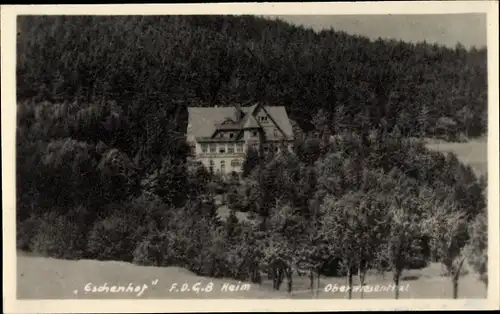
[87,212,142,262]
[17,215,40,251]
[133,232,167,266]
[132,208,197,268]
[227,185,245,211]
[132,205,235,278]
[467,212,488,286]
[30,211,87,259]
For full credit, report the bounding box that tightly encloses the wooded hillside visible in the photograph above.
[17,15,487,138]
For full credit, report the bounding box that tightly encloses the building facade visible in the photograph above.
[186,103,295,174]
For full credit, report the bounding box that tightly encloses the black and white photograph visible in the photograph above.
[2,2,499,312]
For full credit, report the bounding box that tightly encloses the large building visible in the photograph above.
[187,103,295,174]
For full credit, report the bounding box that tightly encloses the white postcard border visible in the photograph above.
[2,2,499,312]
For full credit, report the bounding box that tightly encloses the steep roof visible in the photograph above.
[242,114,260,129]
[187,105,294,142]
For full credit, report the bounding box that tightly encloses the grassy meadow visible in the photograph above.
[425,137,487,177]
[17,252,487,299]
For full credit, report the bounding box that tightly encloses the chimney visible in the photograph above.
[234,103,244,121]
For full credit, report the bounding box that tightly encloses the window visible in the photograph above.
[236,143,244,153]
[219,144,226,154]
[229,133,234,138]
[227,144,235,154]
[209,160,214,173]
[209,144,217,153]
[220,160,226,174]
[231,159,241,167]
[252,131,258,137]
[201,144,208,153]
[274,128,279,137]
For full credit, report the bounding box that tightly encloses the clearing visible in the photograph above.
[425,137,487,177]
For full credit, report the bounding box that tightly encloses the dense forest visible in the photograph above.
[17,15,487,138]
[16,15,488,298]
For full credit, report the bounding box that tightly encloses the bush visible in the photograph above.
[87,212,142,262]
[467,212,488,286]
[133,232,167,266]
[126,192,170,227]
[227,185,245,211]
[132,205,235,278]
[17,215,40,251]
[132,209,197,268]
[133,228,199,270]
[30,212,87,259]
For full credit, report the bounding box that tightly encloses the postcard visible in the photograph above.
[2,1,499,312]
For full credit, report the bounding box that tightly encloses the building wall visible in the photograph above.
[197,155,245,174]
[192,139,294,174]
[195,142,246,155]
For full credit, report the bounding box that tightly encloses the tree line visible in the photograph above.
[16,15,488,298]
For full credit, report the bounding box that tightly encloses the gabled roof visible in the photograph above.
[187,104,294,142]
[243,114,260,129]
[243,104,259,114]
